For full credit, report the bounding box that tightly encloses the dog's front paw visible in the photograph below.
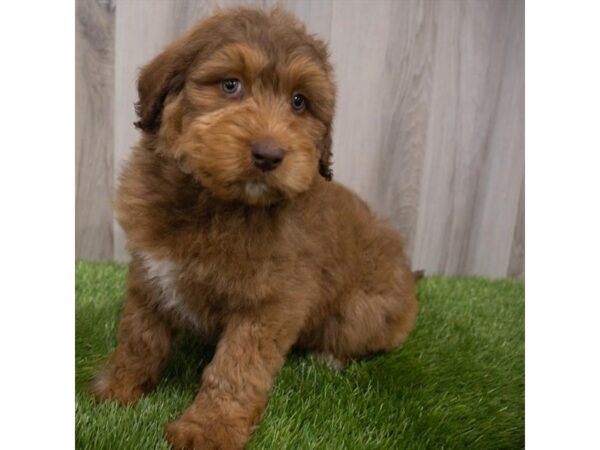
[165,414,247,450]
[165,418,210,450]
[90,369,146,405]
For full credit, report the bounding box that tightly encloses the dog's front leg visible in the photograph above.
[91,260,172,405]
[165,310,302,450]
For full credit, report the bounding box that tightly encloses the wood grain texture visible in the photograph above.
[75,0,115,260]
[328,0,435,260]
[508,178,525,279]
[412,0,525,277]
[263,0,333,40]
[77,0,525,277]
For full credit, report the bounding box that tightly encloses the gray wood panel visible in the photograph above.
[75,0,115,260]
[77,0,525,277]
[508,178,525,279]
[329,0,435,261]
[412,0,525,277]
[264,0,333,40]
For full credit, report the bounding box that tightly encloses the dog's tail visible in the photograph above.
[413,270,425,281]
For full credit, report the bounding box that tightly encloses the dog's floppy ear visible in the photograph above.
[134,28,208,133]
[309,36,335,182]
[318,128,333,181]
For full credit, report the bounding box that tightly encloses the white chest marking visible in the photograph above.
[245,181,268,200]
[140,252,200,329]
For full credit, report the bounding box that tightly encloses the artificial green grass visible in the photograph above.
[76,261,524,450]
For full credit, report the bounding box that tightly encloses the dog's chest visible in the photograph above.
[140,252,209,331]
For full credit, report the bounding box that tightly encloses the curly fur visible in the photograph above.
[92,7,418,449]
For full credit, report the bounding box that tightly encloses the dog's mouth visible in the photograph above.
[233,156,290,205]
[176,150,287,206]
[240,176,285,205]
[176,132,313,206]
[244,180,269,200]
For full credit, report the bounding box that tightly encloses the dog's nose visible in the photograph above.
[251,141,284,172]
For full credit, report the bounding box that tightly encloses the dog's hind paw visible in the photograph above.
[311,352,348,370]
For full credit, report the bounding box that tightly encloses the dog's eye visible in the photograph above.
[291,94,307,113]
[221,79,242,97]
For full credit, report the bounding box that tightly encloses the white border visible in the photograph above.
[2,0,600,447]
[527,0,600,448]
[0,1,74,448]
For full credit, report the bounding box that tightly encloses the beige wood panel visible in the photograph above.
[264,0,333,40]
[329,0,394,198]
[77,0,525,277]
[75,0,115,260]
[327,0,436,260]
[371,0,435,259]
[412,0,525,277]
[508,178,525,279]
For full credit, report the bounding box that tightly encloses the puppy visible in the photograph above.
[92,7,418,449]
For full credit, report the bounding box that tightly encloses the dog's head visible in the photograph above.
[136,7,336,205]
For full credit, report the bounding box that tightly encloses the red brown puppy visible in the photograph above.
[92,7,418,450]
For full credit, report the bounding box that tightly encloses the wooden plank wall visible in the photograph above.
[75,0,115,260]
[76,0,525,278]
